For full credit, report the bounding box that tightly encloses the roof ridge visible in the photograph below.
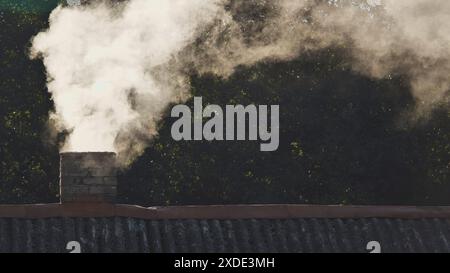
[0,204,449,219]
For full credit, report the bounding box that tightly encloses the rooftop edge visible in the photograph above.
[0,204,449,220]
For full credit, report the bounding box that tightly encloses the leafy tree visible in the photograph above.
[0,1,448,205]
[0,2,61,203]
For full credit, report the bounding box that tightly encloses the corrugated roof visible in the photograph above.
[0,204,450,253]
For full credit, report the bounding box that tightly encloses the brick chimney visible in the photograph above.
[59,152,117,203]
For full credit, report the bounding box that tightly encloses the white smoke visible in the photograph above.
[184,0,450,110]
[31,0,221,164]
[31,0,449,165]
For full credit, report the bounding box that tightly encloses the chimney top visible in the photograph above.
[59,152,118,204]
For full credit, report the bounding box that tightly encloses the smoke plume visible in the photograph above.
[31,0,450,164]
[31,0,221,164]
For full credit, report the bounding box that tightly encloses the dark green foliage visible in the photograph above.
[1,2,449,205]
[119,49,449,206]
[0,4,61,203]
